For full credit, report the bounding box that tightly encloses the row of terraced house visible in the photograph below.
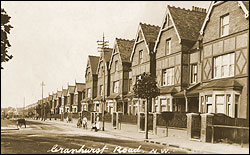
[32,1,249,124]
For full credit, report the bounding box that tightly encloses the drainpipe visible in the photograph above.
[184,89,188,112]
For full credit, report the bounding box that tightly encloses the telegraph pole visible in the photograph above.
[41,81,45,121]
[97,33,109,131]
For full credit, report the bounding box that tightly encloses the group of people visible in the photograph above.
[76,115,100,132]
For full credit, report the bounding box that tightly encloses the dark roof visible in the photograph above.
[168,5,206,42]
[116,38,135,63]
[243,1,249,11]
[106,93,120,100]
[81,98,91,103]
[93,95,103,101]
[202,79,243,90]
[102,48,113,63]
[174,84,202,98]
[160,86,178,94]
[68,85,76,94]
[140,23,160,51]
[89,55,100,75]
[76,83,85,92]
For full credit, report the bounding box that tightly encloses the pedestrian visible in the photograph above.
[96,116,100,131]
[82,116,88,129]
[77,117,82,128]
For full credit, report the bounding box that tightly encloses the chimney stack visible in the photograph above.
[192,6,206,13]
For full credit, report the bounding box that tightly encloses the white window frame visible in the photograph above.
[100,85,103,96]
[165,39,171,55]
[139,50,143,64]
[162,67,174,86]
[113,81,119,93]
[190,64,198,84]
[220,14,229,37]
[114,60,118,71]
[87,88,91,98]
[213,53,234,79]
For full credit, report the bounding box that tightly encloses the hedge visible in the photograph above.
[156,112,187,128]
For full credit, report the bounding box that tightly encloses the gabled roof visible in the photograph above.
[49,95,53,101]
[130,23,160,61]
[57,91,62,98]
[52,93,57,99]
[88,55,100,75]
[109,38,134,69]
[62,89,68,96]
[75,82,86,92]
[68,85,76,94]
[96,48,113,74]
[154,5,206,52]
[102,48,113,63]
[200,1,249,35]
[117,38,135,62]
[168,5,207,41]
[140,23,161,48]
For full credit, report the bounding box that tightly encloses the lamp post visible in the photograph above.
[97,33,109,131]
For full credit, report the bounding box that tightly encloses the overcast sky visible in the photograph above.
[1,1,211,108]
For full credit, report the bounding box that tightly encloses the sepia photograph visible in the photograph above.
[1,1,249,154]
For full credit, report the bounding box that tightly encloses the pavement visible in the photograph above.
[26,118,249,154]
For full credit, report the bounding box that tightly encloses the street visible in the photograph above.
[1,119,188,154]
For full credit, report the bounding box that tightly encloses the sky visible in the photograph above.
[1,1,211,108]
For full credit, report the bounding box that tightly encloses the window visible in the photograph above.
[205,95,212,113]
[139,50,143,64]
[87,88,91,98]
[166,98,171,111]
[160,99,167,112]
[113,81,119,93]
[165,39,171,55]
[190,64,198,84]
[214,53,234,79]
[100,85,103,96]
[216,95,225,114]
[162,68,174,86]
[114,60,118,71]
[129,79,132,92]
[235,95,239,118]
[226,94,232,117]
[220,14,229,37]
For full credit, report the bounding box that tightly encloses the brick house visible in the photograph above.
[106,38,134,114]
[55,90,62,114]
[59,88,68,114]
[48,94,53,114]
[81,55,100,112]
[93,48,112,113]
[197,1,249,119]
[51,92,57,115]
[128,23,160,115]
[72,82,85,113]
[154,5,207,113]
[65,85,76,113]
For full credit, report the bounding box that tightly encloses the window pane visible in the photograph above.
[223,15,229,25]
[207,104,213,113]
[216,95,225,114]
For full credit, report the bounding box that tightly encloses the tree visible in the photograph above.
[35,104,41,117]
[133,72,160,139]
[1,8,13,69]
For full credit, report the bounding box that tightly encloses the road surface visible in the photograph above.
[1,119,188,154]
